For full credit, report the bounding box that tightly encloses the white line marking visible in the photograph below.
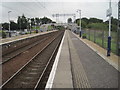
[45,30,66,89]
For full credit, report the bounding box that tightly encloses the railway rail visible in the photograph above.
[2,31,61,83]
[1,30,64,89]
[1,31,57,64]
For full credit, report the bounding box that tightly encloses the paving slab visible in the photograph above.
[46,30,119,89]
[68,30,119,88]
[46,30,73,88]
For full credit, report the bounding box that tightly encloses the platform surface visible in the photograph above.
[47,30,119,88]
[1,30,57,45]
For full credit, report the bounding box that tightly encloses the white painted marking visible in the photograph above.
[45,30,66,89]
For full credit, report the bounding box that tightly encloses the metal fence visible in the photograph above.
[83,29,118,55]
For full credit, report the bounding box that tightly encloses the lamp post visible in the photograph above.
[30,19,32,34]
[106,0,112,56]
[19,16,21,33]
[28,18,31,34]
[8,11,12,37]
[34,18,36,31]
[29,18,31,34]
[77,9,82,37]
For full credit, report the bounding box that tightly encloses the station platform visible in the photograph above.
[0,30,57,45]
[46,30,119,88]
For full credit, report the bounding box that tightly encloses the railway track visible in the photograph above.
[1,31,57,64]
[1,30,64,89]
[2,31,61,83]
[1,38,47,64]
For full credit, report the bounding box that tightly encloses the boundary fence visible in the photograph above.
[83,29,118,55]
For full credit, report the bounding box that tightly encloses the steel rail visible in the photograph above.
[1,37,48,64]
[34,32,63,89]
[1,31,63,89]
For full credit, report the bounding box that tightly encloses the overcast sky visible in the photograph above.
[0,0,119,23]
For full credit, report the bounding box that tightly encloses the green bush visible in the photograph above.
[82,33,86,39]
[0,31,7,38]
[87,23,108,31]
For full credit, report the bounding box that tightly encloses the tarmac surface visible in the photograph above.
[1,30,119,88]
[46,30,119,89]
[69,30,119,88]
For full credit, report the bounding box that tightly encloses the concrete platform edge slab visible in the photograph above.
[45,30,73,88]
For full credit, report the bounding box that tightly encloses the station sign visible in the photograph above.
[106,8,112,17]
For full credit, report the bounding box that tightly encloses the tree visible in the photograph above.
[111,17,118,26]
[17,14,27,30]
[75,19,87,29]
[104,17,118,32]
[35,18,40,25]
[41,17,52,24]
[21,14,27,30]
[82,18,89,24]
[10,21,19,30]
[31,18,35,26]
[81,20,87,29]
[87,23,108,30]
[75,19,80,26]
[89,18,103,23]
[2,23,9,30]
[67,18,72,23]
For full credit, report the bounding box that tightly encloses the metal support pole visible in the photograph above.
[8,11,11,37]
[35,18,36,31]
[77,10,82,37]
[107,0,112,56]
[94,30,96,43]
[30,19,31,34]
[79,10,82,37]
[118,1,120,56]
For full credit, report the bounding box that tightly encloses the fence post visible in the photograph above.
[102,30,104,48]
[116,31,119,55]
[94,30,96,43]
[89,30,90,40]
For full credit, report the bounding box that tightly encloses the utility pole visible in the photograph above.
[35,18,36,31]
[29,18,32,34]
[8,11,12,37]
[106,0,112,56]
[77,9,82,37]
[27,18,28,32]
[34,18,38,33]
